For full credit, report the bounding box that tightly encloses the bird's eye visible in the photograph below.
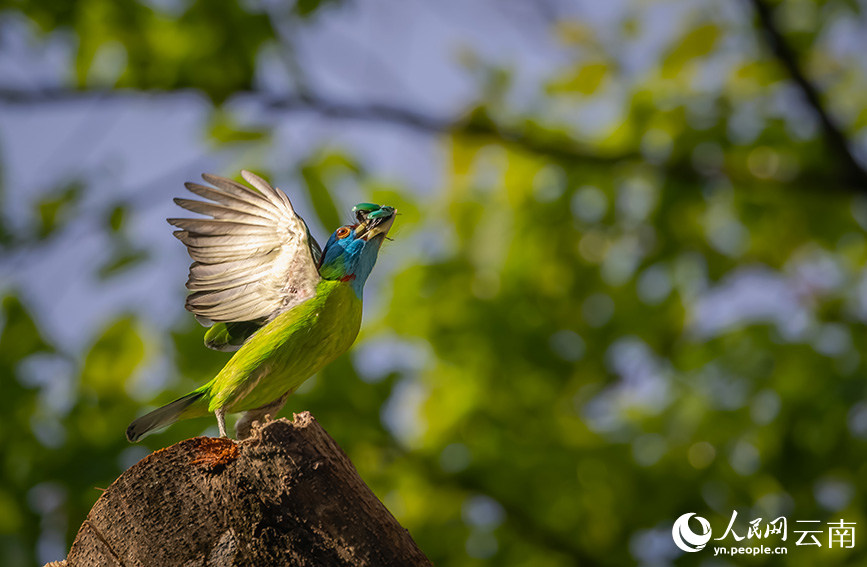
[336,227,351,239]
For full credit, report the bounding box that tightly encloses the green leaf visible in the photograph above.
[171,320,230,383]
[208,110,270,145]
[80,316,145,394]
[547,62,609,95]
[107,204,127,233]
[294,0,344,18]
[67,0,275,102]
[97,247,149,279]
[300,163,342,231]
[0,296,53,366]
[662,23,722,78]
[35,182,82,239]
[318,151,363,176]
[0,489,23,533]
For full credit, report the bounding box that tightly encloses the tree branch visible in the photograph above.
[263,93,642,165]
[747,0,867,189]
[0,86,860,191]
[57,413,431,567]
[0,86,639,164]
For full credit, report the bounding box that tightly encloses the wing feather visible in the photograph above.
[241,170,292,208]
[173,230,279,248]
[189,255,277,280]
[183,183,281,219]
[168,219,274,235]
[185,271,264,292]
[190,295,274,321]
[186,284,257,306]
[201,173,276,208]
[173,198,275,224]
[170,171,322,339]
[185,248,275,264]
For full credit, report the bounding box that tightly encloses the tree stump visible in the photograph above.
[53,412,431,567]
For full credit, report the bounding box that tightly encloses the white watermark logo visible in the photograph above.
[672,513,712,552]
[671,511,856,556]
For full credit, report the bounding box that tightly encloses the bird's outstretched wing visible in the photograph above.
[169,170,322,349]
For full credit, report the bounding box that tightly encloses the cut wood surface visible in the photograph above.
[52,412,431,567]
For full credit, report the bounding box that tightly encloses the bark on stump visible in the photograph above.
[55,412,432,567]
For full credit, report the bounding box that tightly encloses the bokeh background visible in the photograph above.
[2,0,867,565]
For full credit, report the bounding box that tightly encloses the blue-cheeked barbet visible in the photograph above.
[126,170,395,442]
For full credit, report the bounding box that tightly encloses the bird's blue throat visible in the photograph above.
[318,229,385,298]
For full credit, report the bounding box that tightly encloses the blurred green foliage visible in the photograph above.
[2,0,867,566]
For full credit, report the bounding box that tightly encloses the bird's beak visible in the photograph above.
[356,206,396,241]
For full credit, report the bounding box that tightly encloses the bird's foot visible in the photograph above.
[234,391,291,440]
[216,408,228,438]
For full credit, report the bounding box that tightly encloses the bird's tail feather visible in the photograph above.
[126,391,205,442]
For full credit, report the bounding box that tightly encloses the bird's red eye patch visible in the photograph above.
[336,226,351,239]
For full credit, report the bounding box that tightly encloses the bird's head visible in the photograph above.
[319,203,396,297]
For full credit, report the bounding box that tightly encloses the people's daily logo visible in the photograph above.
[672,513,712,552]
[671,511,856,557]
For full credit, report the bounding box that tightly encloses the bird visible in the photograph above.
[126,170,395,442]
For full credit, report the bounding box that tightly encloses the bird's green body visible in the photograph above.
[125,171,395,442]
[186,279,361,418]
